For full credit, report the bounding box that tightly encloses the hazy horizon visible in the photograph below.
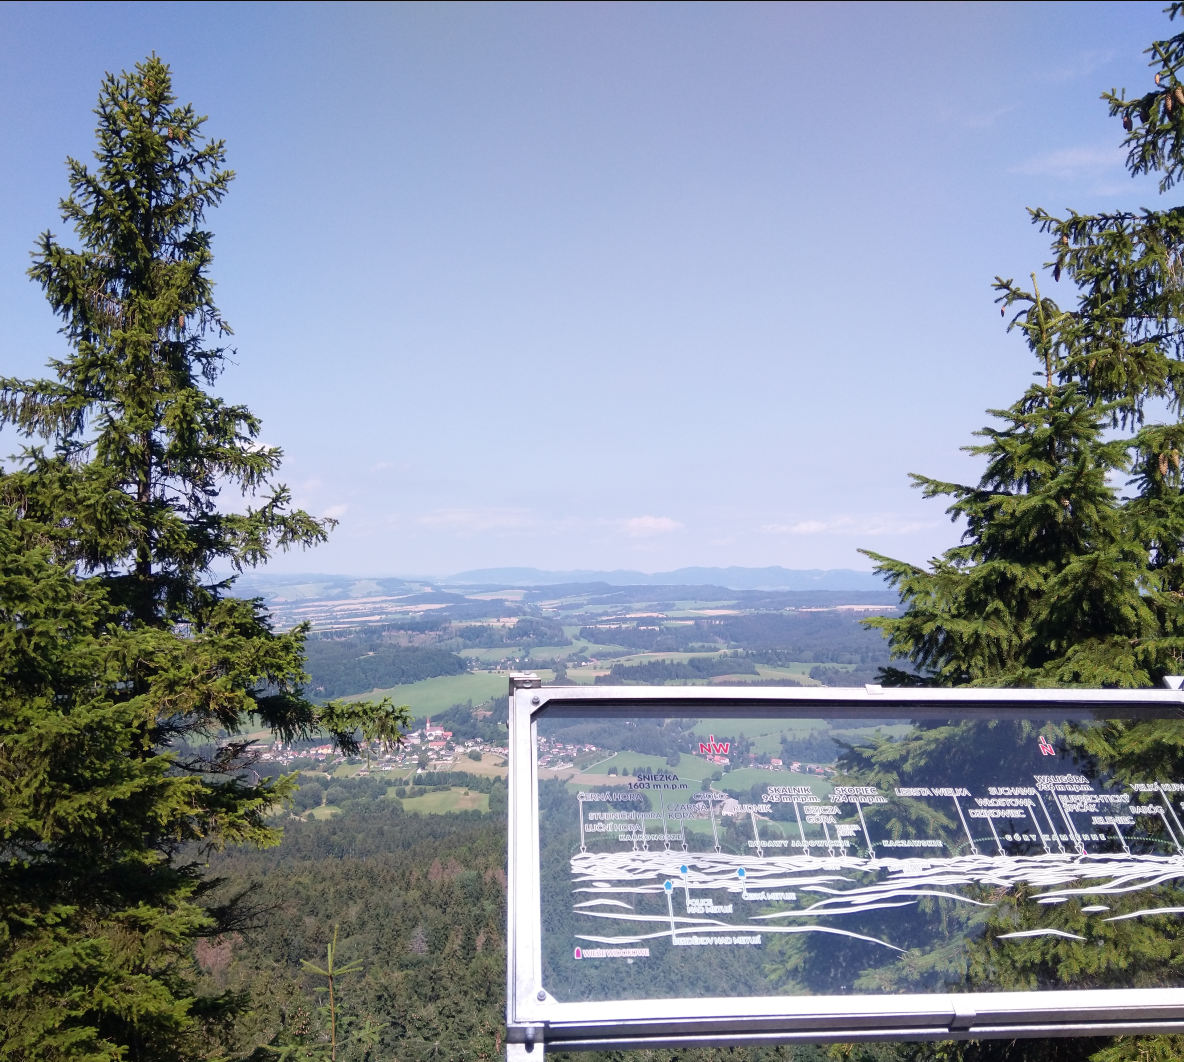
[232,564,889,590]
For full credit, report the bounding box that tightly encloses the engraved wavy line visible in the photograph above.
[575,909,733,928]
[996,929,1087,941]
[573,925,904,950]
[1035,871,1184,900]
[792,889,994,909]
[751,902,915,919]
[1102,906,1184,922]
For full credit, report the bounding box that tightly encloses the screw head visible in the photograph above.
[537,989,547,1000]
[531,695,540,706]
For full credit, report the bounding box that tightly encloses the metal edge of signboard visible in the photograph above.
[522,986,1184,1038]
[505,679,1184,1050]
[531,684,1184,718]
[507,674,544,1034]
[548,1021,1184,1050]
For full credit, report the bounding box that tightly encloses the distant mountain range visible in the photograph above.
[439,566,886,591]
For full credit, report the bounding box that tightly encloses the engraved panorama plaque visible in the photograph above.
[504,680,1184,1054]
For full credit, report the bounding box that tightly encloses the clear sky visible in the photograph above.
[0,1,1173,577]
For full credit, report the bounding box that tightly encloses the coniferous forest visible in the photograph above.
[11,8,1184,1062]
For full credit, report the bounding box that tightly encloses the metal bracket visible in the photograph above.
[507,1036,544,1062]
[950,1002,977,1032]
[510,672,542,692]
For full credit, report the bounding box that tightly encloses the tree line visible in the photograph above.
[304,639,467,699]
[578,610,895,665]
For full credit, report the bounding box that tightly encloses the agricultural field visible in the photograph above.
[343,670,536,714]
[686,717,827,756]
[719,765,834,793]
[292,584,898,700]
[574,750,682,780]
[459,645,574,664]
[565,751,832,797]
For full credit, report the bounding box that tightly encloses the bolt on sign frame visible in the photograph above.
[505,675,1184,1060]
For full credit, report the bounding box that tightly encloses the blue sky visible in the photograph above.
[0,1,1173,577]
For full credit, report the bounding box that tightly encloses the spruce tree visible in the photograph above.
[856,7,1184,1062]
[865,6,1184,690]
[0,57,406,1060]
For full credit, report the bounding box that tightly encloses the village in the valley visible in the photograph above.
[256,715,836,782]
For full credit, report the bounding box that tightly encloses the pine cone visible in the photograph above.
[1141,105,1151,123]
[1053,264,1061,282]
[1124,114,1133,131]
[1175,86,1183,106]
[1160,453,1170,476]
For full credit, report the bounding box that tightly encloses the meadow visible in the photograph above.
[400,788,490,814]
[343,671,528,713]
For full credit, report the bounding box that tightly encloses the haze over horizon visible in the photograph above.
[0,2,1171,577]
[233,564,890,592]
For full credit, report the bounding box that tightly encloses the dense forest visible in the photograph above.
[453,618,570,649]
[203,801,828,1062]
[592,654,760,684]
[577,610,892,664]
[203,806,507,1061]
[304,639,467,699]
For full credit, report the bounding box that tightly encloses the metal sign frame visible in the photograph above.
[505,676,1184,1058]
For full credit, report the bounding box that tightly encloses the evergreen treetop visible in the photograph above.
[0,56,407,1061]
[856,9,1184,1062]
[864,5,1184,689]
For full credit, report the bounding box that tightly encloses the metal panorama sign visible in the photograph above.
[504,678,1184,1056]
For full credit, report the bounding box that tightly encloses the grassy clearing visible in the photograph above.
[523,645,571,658]
[563,668,605,685]
[457,648,505,663]
[444,752,508,778]
[686,717,827,756]
[576,751,684,778]
[400,788,490,814]
[720,766,834,794]
[841,723,911,741]
[572,756,832,796]
[458,646,573,664]
[754,664,822,683]
[343,671,516,714]
[596,650,730,666]
[306,805,341,820]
